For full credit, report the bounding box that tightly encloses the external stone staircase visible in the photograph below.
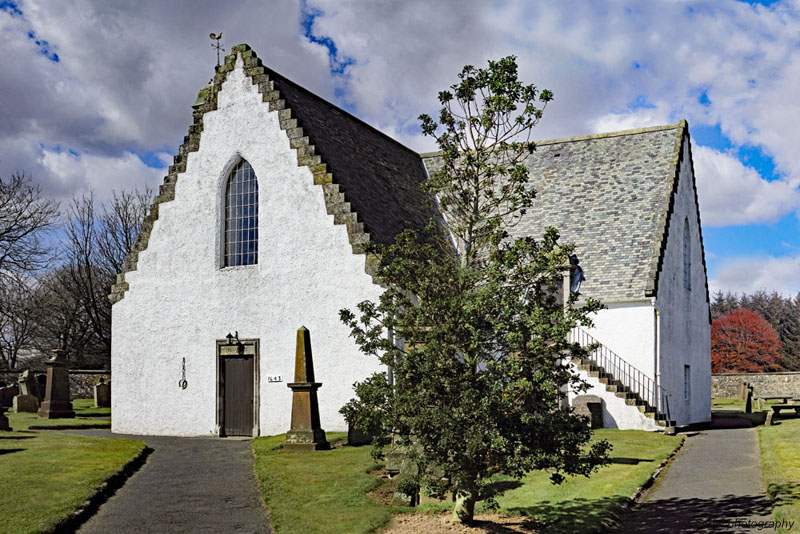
[569,328,675,429]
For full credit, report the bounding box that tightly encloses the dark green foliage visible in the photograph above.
[340,56,609,523]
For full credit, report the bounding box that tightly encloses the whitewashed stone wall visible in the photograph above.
[111,58,383,437]
[654,135,712,427]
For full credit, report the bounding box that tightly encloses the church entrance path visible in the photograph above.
[618,418,774,533]
[61,429,270,534]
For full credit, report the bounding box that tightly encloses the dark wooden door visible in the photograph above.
[222,355,254,436]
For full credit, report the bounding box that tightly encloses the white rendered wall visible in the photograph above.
[654,136,712,427]
[566,362,660,431]
[584,302,656,382]
[111,58,384,437]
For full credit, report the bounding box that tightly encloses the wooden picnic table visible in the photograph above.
[756,395,800,411]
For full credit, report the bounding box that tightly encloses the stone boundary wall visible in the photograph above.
[0,370,110,400]
[712,372,800,398]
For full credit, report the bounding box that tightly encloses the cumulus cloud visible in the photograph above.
[38,149,168,204]
[693,145,800,226]
[710,255,800,297]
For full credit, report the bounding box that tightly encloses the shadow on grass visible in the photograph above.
[0,435,35,440]
[767,481,800,508]
[607,457,654,465]
[485,480,524,495]
[506,496,630,533]
[0,448,25,455]
[619,494,774,533]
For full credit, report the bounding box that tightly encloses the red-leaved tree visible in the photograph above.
[712,309,782,373]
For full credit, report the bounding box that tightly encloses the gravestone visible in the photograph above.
[0,405,9,431]
[285,326,329,451]
[94,378,111,408]
[572,394,603,429]
[13,394,38,413]
[38,348,75,419]
[18,370,40,400]
[0,385,18,407]
[745,386,753,414]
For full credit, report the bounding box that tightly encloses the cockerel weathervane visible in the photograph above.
[210,32,224,67]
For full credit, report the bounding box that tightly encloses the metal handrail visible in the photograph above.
[568,327,671,421]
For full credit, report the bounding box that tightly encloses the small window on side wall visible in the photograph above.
[683,218,691,291]
[684,365,691,401]
[224,160,258,267]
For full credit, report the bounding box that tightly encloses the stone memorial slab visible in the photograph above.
[13,394,38,413]
[94,378,111,408]
[0,385,18,407]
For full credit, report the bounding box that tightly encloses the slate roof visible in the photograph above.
[266,68,438,245]
[421,123,706,303]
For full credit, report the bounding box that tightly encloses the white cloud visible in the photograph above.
[38,149,166,204]
[693,145,800,226]
[710,255,800,296]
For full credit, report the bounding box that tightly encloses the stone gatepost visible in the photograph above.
[285,326,329,451]
[38,349,75,419]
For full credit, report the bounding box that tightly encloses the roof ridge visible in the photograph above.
[418,122,683,158]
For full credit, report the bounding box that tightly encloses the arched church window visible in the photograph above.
[683,217,691,291]
[224,160,258,267]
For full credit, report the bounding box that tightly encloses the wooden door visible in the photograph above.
[222,355,254,436]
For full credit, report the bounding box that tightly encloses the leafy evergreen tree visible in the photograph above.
[339,56,609,524]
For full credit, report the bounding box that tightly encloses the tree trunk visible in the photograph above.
[450,482,477,524]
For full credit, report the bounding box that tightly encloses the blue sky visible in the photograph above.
[2,0,800,295]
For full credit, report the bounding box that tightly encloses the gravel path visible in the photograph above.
[618,418,774,533]
[63,429,270,534]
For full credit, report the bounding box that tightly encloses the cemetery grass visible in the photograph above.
[0,406,144,534]
[253,433,401,534]
[8,399,110,431]
[759,415,800,533]
[406,429,683,533]
[254,430,681,534]
[711,397,746,411]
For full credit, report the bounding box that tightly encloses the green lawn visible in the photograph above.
[7,398,110,431]
[712,397,746,411]
[759,415,800,533]
[495,430,682,533]
[253,430,682,534]
[0,401,144,534]
[253,433,395,534]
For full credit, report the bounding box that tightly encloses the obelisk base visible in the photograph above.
[285,428,330,451]
[38,356,75,419]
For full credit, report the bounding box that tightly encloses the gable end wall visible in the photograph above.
[110,51,384,437]
[655,133,712,426]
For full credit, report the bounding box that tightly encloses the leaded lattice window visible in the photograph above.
[224,160,258,266]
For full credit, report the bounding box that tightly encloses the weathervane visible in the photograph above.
[210,32,224,67]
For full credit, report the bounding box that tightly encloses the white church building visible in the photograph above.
[110,44,711,437]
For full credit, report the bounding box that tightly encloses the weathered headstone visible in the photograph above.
[573,394,603,429]
[13,394,38,413]
[347,423,378,446]
[18,370,40,401]
[0,385,18,407]
[738,381,747,401]
[38,348,75,419]
[766,410,775,426]
[0,402,10,430]
[94,377,111,408]
[285,326,329,451]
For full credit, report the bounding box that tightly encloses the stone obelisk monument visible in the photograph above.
[38,347,75,419]
[285,326,329,450]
